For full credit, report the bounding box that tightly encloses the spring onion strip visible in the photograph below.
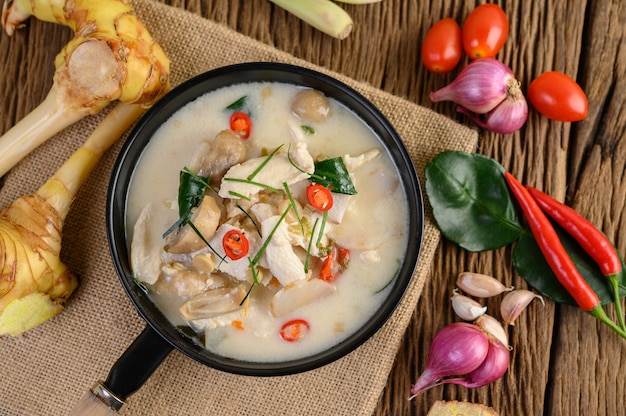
[162,210,189,239]
[240,258,260,306]
[222,177,281,194]
[229,190,251,201]
[304,218,319,273]
[250,205,291,267]
[316,211,328,247]
[247,145,283,181]
[236,203,262,237]
[187,221,227,263]
[282,181,305,236]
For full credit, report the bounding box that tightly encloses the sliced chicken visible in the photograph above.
[130,203,161,285]
[270,278,336,317]
[218,145,314,200]
[261,215,307,286]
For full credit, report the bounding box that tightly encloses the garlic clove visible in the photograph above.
[500,289,545,325]
[456,272,514,298]
[475,314,509,348]
[451,290,487,321]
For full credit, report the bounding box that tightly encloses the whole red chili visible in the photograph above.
[526,186,623,280]
[504,172,599,311]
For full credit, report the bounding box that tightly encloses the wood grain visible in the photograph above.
[1,0,625,414]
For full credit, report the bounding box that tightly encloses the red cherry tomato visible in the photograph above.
[222,229,249,260]
[462,4,509,59]
[229,111,252,139]
[306,183,333,212]
[280,319,310,342]
[421,18,462,74]
[528,71,588,122]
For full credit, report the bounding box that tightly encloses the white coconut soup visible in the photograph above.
[126,81,410,362]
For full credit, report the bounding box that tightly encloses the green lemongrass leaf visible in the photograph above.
[312,157,357,195]
[187,220,226,263]
[229,190,251,201]
[425,151,525,251]
[305,218,320,273]
[236,203,261,237]
[513,223,626,306]
[250,205,291,267]
[283,181,305,236]
[226,96,247,111]
[247,145,283,181]
[222,177,281,194]
[316,211,328,248]
[301,125,315,135]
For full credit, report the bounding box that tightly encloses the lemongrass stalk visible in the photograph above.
[0,103,145,336]
[269,0,353,39]
[0,0,169,177]
[335,0,382,3]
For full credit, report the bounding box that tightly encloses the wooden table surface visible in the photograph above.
[1,0,625,415]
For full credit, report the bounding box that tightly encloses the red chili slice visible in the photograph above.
[229,111,252,139]
[306,183,333,212]
[280,319,310,342]
[222,229,249,260]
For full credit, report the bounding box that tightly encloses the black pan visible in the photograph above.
[88,62,424,413]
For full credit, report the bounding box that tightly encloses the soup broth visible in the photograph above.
[126,82,410,362]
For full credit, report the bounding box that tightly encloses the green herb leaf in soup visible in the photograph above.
[312,157,357,195]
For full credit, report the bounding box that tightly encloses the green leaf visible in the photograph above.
[513,224,626,306]
[312,157,356,195]
[178,169,210,218]
[226,96,247,111]
[425,151,525,251]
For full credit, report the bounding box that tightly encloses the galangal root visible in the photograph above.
[0,0,171,335]
[0,0,170,177]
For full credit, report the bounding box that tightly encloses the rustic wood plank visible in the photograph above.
[1,0,625,415]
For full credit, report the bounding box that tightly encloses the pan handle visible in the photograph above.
[69,324,174,415]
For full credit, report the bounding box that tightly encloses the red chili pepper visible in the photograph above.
[280,319,310,342]
[527,186,623,280]
[222,229,249,260]
[306,183,333,212]
[320,245,350,282]
[504,172,599,311]
[229,111,252,139]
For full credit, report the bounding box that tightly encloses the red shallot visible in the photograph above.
[430,58,528,134]
[447,336,510,388]
[409,322,489,398]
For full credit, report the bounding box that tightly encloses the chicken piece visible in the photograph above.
[166,195,221,254]
[130,203,162,285]
[342,148,380,171]
[261,215,307,286]
[159,266,212,297]
[198,129,247,182]
[218,145,314,200]
[179,285,246,322]
[270,278,336,317]
[291,89,331,122]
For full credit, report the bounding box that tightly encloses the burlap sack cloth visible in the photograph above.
[0,1,478,414]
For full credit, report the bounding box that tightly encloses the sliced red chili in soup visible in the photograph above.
[222,229,249,260]
[280,319,310,342]
[306,183,333,212]
[229,111,252,139]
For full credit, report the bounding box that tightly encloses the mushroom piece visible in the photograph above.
[291,89,331,122]
[166,195,221,254]
[130,203,162,285]
[199,129,247,182]
[270,278,336,317]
